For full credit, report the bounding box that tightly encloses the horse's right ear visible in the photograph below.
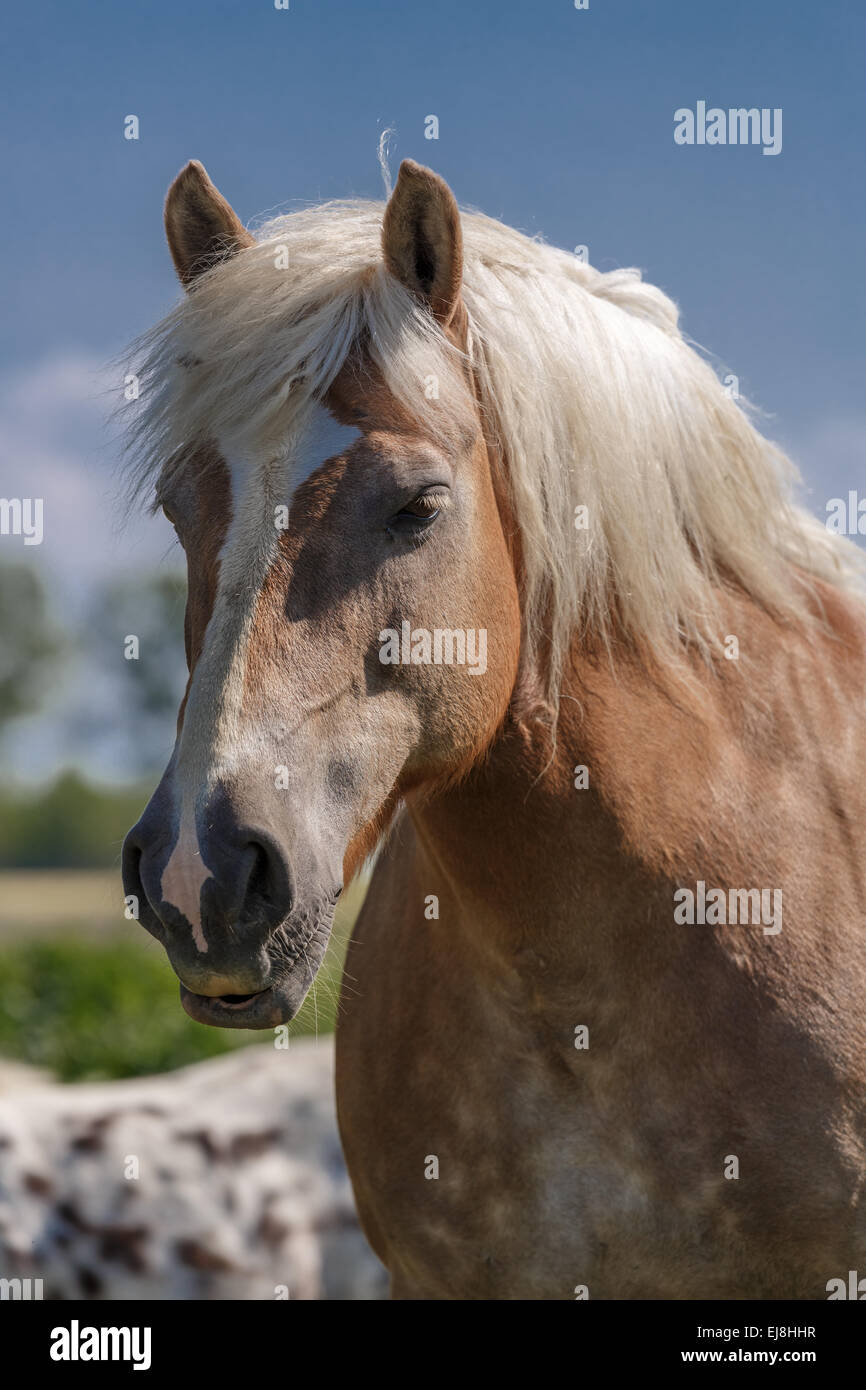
[164,161,255,288]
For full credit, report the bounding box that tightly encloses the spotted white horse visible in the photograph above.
[0,1038,385,1300]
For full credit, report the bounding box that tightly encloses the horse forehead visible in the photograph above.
[178,405,359,660]
[215,403,362,507]
[287,405,363,494]
[326,354,476,446]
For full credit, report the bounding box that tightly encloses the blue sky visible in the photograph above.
[0,0,863,776]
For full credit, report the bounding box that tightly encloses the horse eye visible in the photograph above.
[395,488,450,523]
[386,492,446,541]
[398,495,442,522]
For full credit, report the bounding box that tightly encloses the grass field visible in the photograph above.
[0,869,366,1081]
[0,869,130,938]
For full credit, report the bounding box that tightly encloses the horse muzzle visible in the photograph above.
[121,771,342,1029]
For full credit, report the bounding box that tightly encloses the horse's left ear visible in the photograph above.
[164,160,255,288]
[382,160,463,327]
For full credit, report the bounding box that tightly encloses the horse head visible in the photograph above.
[122,159,521,1027]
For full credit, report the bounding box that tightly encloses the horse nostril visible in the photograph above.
[239,833,292,926]
[123,842,142,908]
[125,839,142,884]
[121,830,165,942]
[245,842,273,906]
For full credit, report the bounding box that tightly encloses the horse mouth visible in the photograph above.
[180,982,286,1030]
[175,906,337,1029]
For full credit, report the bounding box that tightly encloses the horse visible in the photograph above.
[122,157,866,1299]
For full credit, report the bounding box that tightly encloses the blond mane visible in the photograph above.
[125,197,864,704]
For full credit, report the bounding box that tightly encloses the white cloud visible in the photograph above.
[0,352,177,615]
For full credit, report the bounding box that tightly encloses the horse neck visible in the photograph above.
[403,589,851,991]
[404,637,670,985]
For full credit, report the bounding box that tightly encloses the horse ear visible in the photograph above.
[164,161,255,288]
[381,160,463,326]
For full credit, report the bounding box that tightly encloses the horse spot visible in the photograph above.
[176,1238,240,1272]
[96,1224,149,1272]
[177,1127,282,1162]
[23,1172,54,1197]
[227,1129,281,1161]
[78,1265,104,1297]
[256,1209,291,1248]
[176,1128,221,1160]
[57,1200,87,1230]
[70,1114,117,1153]
[56,1201,149,1272]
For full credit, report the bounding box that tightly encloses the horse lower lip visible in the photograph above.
[180,983,275,1028]
[197,988,268,1009]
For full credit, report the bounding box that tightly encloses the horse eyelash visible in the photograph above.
[408,492,447,513]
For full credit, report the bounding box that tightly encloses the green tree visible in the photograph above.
[0,561,62,733]
[0,770,148,868]
[86,570,187,775]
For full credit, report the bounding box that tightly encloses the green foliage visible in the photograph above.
[0,937,263,1081]
[0,771,149,868]
[85,570,188,775]
[0,883,357,1079]
[0,562,62,729]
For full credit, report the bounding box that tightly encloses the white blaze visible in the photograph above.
[161,797,211,951]
[159,404,361,951]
